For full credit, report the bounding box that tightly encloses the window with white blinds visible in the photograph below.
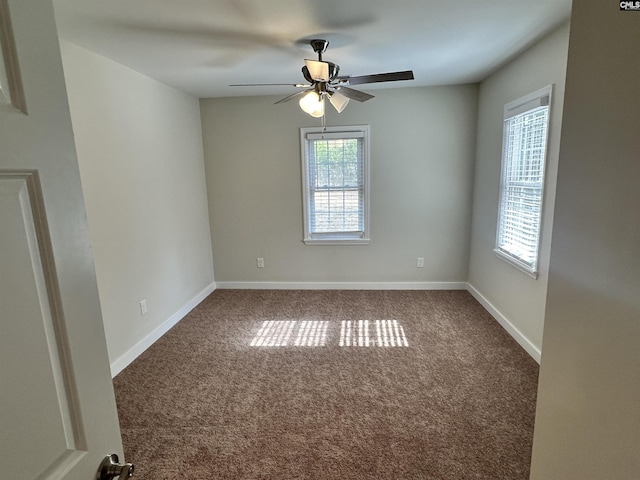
[300,125,370,245]
[495,86,552,277]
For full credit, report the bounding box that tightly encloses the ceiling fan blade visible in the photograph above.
[275,89,311,104]
[334,86,375,102]
[304,59,330,82]
[337,70,415,86]
[230,83,310,87]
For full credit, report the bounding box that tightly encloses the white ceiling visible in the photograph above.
[52,0,571,99]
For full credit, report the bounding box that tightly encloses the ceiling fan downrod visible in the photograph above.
[309,39,329,61]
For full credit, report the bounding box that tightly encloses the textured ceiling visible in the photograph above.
[52,0,572,98]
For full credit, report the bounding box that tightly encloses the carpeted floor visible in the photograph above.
[113,290,539,479]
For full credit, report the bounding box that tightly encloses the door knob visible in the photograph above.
[97,453,134,480]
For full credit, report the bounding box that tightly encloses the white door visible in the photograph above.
[0,1,126,479]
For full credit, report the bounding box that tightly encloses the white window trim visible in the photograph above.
[300,125,370,245]
[494,85,553,279]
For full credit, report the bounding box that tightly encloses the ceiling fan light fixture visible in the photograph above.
[233,39,414,120]
[299,91,325,118]
[329,91,350,113]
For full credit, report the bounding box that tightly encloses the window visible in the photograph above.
[495,85,552,278]
[300,125,370,244]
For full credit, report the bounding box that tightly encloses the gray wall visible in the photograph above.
[60,41,215,373]
[201,85,478,287]
[531,1,640,477]
[467,24,570,358]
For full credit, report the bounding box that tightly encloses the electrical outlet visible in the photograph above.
[139,299,148,315]
[257,257,265,268]
[417,257,425,268]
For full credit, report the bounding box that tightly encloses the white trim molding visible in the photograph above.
[215,281,468,290]
[110,281,216,377]
[466,283,541,363]
[0,0,27,113]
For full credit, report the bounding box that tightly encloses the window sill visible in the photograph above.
[304,238,370,246]
[493,249,538,279]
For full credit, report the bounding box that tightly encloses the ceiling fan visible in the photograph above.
[230,39,414,118]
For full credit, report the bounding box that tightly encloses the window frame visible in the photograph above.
[494,85,553,278]
[300,125,370,245]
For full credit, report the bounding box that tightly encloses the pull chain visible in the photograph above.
[321,94,326,133]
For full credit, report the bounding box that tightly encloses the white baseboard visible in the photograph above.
[110,281,216,377]
[466,283,541,363]
[215,281,468,290]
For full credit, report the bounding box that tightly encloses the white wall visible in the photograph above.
[531,1,640,477]
[59,41,215,373]
[467,24,570,359]
[200,85,478,288]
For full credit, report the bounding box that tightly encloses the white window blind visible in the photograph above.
[495,86,552,277]
[300,126,370,245]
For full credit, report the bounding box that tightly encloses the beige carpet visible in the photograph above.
[113,290,539,479]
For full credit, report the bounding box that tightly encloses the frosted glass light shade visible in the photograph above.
[299,91,325,118]
[304,59,330,82]
[329,91,350,113]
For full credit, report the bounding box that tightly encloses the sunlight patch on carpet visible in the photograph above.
[250,319,408,347]
[250,320,328,347]
[340,320,408,347]
[294,320,329,346]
